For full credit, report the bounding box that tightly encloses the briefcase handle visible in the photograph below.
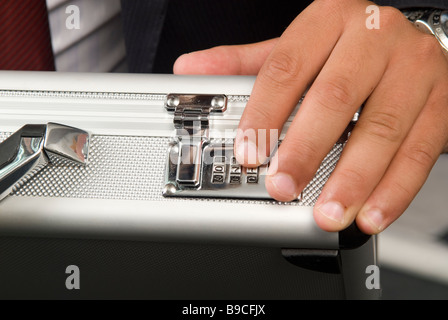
[0,123,89,202]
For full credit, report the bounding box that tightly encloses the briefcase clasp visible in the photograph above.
[163,94,273,200]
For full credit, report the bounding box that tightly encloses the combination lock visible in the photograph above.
[164,139,272,199]
[162,94,357,200]
[162,93,273,200]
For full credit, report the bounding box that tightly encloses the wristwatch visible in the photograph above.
[402,8,448,53]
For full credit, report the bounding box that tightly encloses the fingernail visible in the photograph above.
[317,201,345,224]
[235,140,262,165]
[365,208,384,232]
[268,173,298,200]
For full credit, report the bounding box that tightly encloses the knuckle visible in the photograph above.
[363,110,403,144]
[337,167,368,190]
[403,140,437,169]
[315,0,348,11]
[313,75,357,113]
[313,0,347,23]
[314,0,336,11]
[246,103,274,125]
[389,179,413,200]
[379,6,408,30]
[261,51,302,88]
[282,138,321,178]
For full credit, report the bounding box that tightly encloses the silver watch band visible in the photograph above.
[402,8,448,53]
[402,9,430,22]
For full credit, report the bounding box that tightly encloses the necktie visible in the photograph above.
[0,0,55,71]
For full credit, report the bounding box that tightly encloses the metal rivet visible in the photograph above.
[162,183,177,196]
[166,95,180,108]
[211,96,225,109]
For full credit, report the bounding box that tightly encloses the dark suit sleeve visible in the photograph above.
[120,0,447,74]
[120,0,169,73]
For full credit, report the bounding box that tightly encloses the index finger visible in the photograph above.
[234,0,345,165]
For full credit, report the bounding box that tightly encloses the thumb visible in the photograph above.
[173,38,278,75]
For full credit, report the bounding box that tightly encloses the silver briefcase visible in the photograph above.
[0,71,378,300]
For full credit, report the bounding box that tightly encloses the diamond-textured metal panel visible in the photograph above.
[0,133,342,205]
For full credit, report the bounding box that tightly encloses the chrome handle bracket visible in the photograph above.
[0,122,90,201]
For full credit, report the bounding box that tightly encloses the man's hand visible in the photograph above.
[173,0,448,235]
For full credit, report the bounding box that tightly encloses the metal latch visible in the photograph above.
[163,94,272,199]
[162,94,360,200]
[0,123,89,202]
[166,94,227,188]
